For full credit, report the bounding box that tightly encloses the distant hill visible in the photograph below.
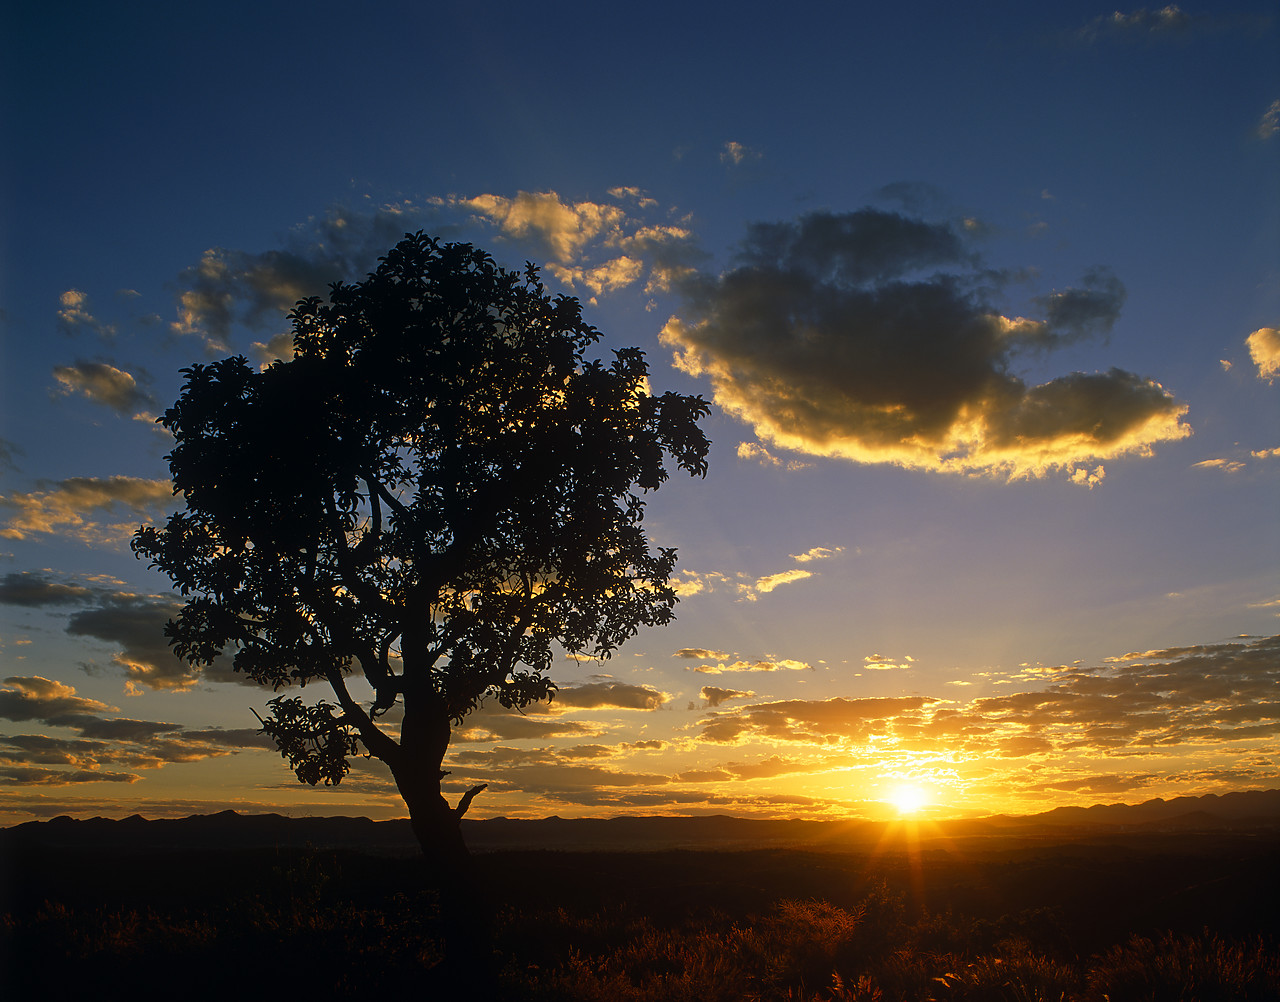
[3,789,1277,853]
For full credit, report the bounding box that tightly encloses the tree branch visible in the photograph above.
[454,783,487,819]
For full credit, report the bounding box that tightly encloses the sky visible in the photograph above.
[1,1,1277,826]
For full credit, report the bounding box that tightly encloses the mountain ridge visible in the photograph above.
[3,788,1278,852]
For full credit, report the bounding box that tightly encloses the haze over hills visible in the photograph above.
[3,789,1278,853]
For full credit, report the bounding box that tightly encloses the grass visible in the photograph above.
[3,842,1277,1000]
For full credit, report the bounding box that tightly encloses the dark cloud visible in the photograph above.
[0,677,274,784]
[170,204,430,352]
[0,766,138,786]
[553,681,671,710]
[662,208,1189,480]
[0,438,22,473]
[452,713,598,743]
[52,360,156,416]
[701,686,756,708]
[0,571,96,607]
[66,594,194,692]
[0,676,116,724]
[65,590,247,692]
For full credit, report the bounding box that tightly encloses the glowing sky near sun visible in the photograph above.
[0,2,1277,825]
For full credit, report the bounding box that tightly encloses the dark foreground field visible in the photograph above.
[3,825,1278,1000]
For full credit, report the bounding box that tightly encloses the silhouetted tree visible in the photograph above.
[133,234,709,867]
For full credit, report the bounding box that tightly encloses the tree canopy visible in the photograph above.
[134,233,710,855]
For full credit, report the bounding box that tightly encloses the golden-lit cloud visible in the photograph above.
[751,568,812,596]
[56,289,116,340]
[688,658,811,676]
[863,653,915,671]
[1246,327,1280,382]
[52,360,155,416]
[546,256,644,297]
[1193,458,1246,474]
[450,191,626,264]
[552,681,672,711]
[675,648,729,660]
[737,441,812,470]
[692,637,1280,783]
[791,546,843,563]
[0,676,271,787]
[0,476,173,545]
[720,141,762,165]
[662,209,1190,481]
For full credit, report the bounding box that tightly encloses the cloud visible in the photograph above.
[0,437,21,472]
[700,686,757,708]
[0,571,96,607]
[791,546,843,563]
[689,658,811,675]
[1193,458,1246,474]
[751,568,812,596]
[169,202,421,352]
[1076,6,1193,42]
[248,331,296,367]
[662,208,1189,481]
[64,592,215,693]
[52,360,156,416]
[737,442,812,470]
[863,653,915,671]
[553,681,671,710]
[0,676,117,724]
[1246,327,1280,382]
[0,766,138,786]
[0,476,173,545]
[674,648,729,660]
[448,190,626,264]
[0,677,273,785]
[699,695,935,744]
[547,256,645,298]
[56,290,116,340]
[721,141,762,166]
[1258,100,1280,140]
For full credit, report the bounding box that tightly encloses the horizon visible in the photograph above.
[2,3,1278,828]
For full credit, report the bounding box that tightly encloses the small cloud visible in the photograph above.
[52,360,156,416]
[720,141,762,166]
[689,658,811,675]
[750,568,812,598]
[1246,327,1280,382]
[57,290,115,341]
[700,686,757,708]
[1256,99,1280,140]
[863,654,915,671]
[791,546,843,563]
[737,441,811,470]
[1077,5,1193,43]
[248,331,295,368]
[1250,447,1280,460]
[674,648,729,660]
[1193,458,1246,474]
[1220,359,1232,372]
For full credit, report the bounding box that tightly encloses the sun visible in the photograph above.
[889,786,928,816]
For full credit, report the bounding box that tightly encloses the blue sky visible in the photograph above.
[1,2,1277,824]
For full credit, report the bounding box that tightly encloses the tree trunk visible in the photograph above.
[394,700,496,990]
